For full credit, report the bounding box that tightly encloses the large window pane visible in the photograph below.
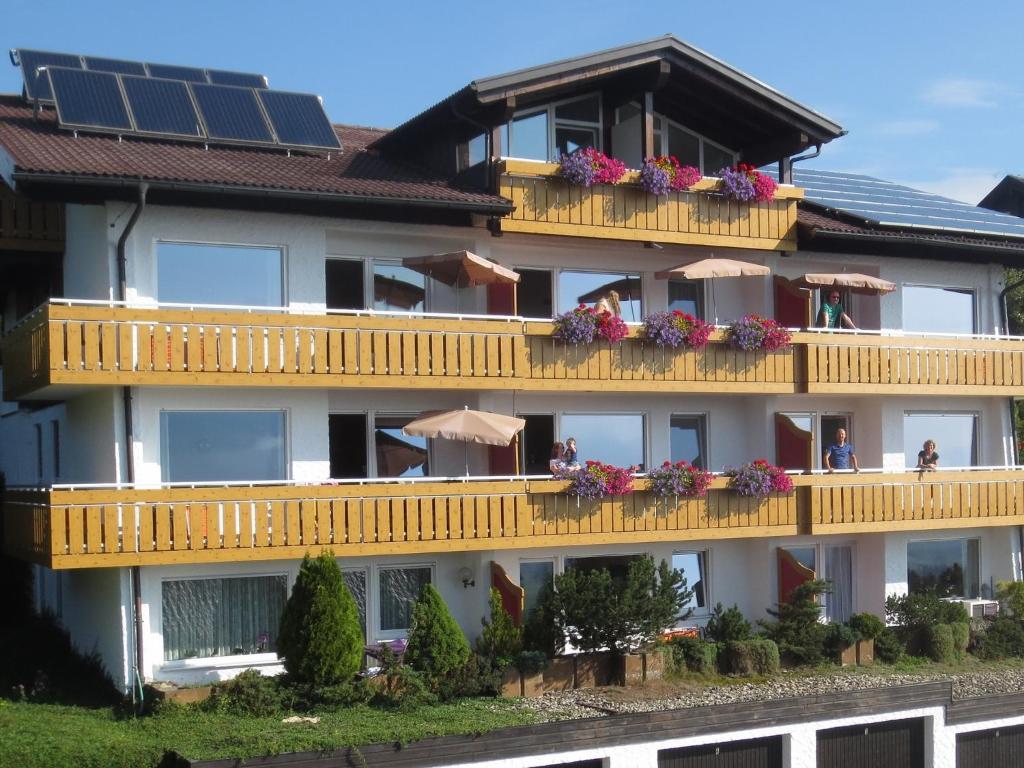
[671,551,708,613]
[902,286,975,334]
[375,415,428,477]
[565,554,640,584]
[379,566,431,632]
[508,110,548,161]
[668,280,704,319]
[373,263,425,313]
[520,560,554,619]
[903,413,977,467]
[157,242,283,307]
[162,574,287,660]
[703,143,735,176]
[342,569,367,642]
[160,410,286,482]
[561,413,645,469]
[555,95,600,123]
[557,271,642,321]
[667,124,700,169]
[908,539,980,597]
[670,415,706,468]
[555,126,597,159]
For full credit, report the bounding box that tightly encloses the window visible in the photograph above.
[342,568,368,642]
[160,410,287,482]
[908,539,980,597]
[517,268,554,318]
[565,554,641,583]
[373,262,425,313]
[668,280,704,319]
[374,414,428,477]
[561,413,645,470]
[557,270,642,321]
[456,133,487,172]
[505,110,548,161]
[503,95,602,161]
[702,142,736,176]
[161,574,287,661]
[378,566,432,634]
[670,415,707,468]
[902,286,976,334]
[325,259,364,310]
[666,124,700,169]
[823,545,853,623]
[903,412,978,468]
[520,414,555,475]
[50,420,60,479]
[329,413,368,478]
[671,551,708,614]
[156,242,283,307]
[520,560,555,620]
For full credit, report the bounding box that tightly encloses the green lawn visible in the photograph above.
[0,698,538,768]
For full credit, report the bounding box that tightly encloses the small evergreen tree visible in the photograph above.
[477,588,523,666]
[522,582,563,658]
[405,584,471,679]
[277,552,364,686]
[759,578,830,666]
[705,603,752,643]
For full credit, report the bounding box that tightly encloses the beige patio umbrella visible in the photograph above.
[793,272,896,296]
[654,257,771,323]
[402,406,526,476]
[403,250,521,312]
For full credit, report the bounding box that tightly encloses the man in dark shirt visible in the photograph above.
[824,427,859,472]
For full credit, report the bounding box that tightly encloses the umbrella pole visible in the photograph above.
[464,442,469,477]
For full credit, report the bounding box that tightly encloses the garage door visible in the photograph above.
[530,761,603,768]
[957,724,1024,767]
[658,736,783,768]
[817,718,924,768]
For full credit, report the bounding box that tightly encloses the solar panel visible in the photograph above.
[84,56,147,76]
[792,168,1024,240]
[15,49,83,101]
[257,90,340,149]
[190,83,274,143]
[47,67,132,131]
[122,76,202,137]
[208,70,267,89]
[146,63,208,83]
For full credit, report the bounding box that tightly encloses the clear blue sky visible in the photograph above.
[3,0,1021,203]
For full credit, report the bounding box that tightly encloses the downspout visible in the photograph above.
[116,183,147,706]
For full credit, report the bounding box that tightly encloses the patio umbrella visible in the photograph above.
[402,250,520,288]
[793,272,896,296]
[402,406,526,476]
[654,257,771,323]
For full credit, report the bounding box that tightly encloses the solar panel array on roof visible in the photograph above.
[10,48,269,103]
[44,65,340,151]
[790,168,1024,240]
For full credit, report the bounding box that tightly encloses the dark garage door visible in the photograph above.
[957,724,1024,767]
[659,736,782,768]
[817,718,924,768]
[531,761,603,768]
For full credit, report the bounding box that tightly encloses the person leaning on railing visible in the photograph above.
[916,440,939,471]
[824,427,860,473]
[817,291,857,329]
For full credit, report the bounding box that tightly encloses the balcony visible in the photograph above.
[6,303,1024,401]
[5,470,1022,569]
[495,160,803,250]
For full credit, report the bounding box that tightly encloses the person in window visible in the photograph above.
[594,290,622,317]
[563,437,580,470]
[917,439,939,471]
[817,291,857,329]
[549,441,566,474]
[824,428,859,473]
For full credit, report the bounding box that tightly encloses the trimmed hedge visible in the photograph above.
[925,623,955,664]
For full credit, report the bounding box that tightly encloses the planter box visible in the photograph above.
[618,654,644,686]
[575,652,613,688]
[542,657,575,693]
[643,649,666,681]
[147,683,212,705]
[522,670,545,698]
[856,638,875,666]
[837,644,857,667]
[500,667,521,698]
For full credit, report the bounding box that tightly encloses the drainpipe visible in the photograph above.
[779,143,822,184]
[116,183,147,705]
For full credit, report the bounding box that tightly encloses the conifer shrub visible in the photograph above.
[277,552,364,686]
[975,616,1024,660]
[848,612,886,641]
[874,627,904,664]
[404,584,471,681]
[997,580,1024,617]
[747,638,781,674]
[476,588,523,668]
[824,622,859,657]
[203,669,282,716]
[950,621,970,657]
[925,623,956,663]
[667,636,717,674]
[758,578,831,666]
[522,583,563,658]
[723,640,754,674]
[705,603,752,643]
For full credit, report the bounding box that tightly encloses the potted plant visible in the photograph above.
[724,314,792,352]
[647,460,713,499]
[825,622,860,667]
[848,612,885,666]
[556,460,635,499]
[725,460,793,499]
[642,310,713,349]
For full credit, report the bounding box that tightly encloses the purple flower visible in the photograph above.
[553,306,597,344]
[640,159,671,196]
[558,151,597,187]
[642,311,685,347]
[718,166,756,202]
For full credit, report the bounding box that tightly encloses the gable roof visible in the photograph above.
[978,174,1024,217]
[0,95,510,214]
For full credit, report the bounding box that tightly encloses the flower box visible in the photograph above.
[856,638,875,666]
[574,652,613,688]
[542,657,575,693]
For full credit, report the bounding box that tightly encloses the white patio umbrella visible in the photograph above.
[402,406,526,476]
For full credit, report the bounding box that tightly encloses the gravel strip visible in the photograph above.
[517,667,1024,721]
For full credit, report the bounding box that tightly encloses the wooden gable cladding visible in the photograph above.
[0,185,64,252]
[495,160,802,250]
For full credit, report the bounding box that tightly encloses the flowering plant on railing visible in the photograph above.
[557,148,627,187]
[724,460,793,498]
[553,305,629,345]
[724,314,791,352]
[639,156,702,196]
[642,310,713,349]
[647,460,713,499]
[557,460,635,499]
[717,163,779,203]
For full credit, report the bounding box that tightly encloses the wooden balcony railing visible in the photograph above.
[6,470,1023,569]
[7,305,1024,400]
[3,477,798,569]
[496,160,802,250]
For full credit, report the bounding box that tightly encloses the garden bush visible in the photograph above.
[925,623,956,663]
[997,581,1024,617]
[203,669,282,716]
[824,622,859,658]
[759,579,830,666]
[721,639,779,675]
[975,616,1024,660]
[874,628,904,664]
[476,588,522,669]
[369,644,436,711]
[705,603,752,643]
[405,584,471,682]
[277,552,364,686]
[667,636,717,674]
[747,638,781,675]
[885,592,969,656]
[848,612,885,641]
[950,622,970,657]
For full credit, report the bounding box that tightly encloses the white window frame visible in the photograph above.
[558,411,648,470]
[373,562,436,641]
[900,283,978,335]
[777,542,857,619]
[614,105,737,174]
[671,548,712,619]
[154,239,288,308]
[906,536,982,598]
[902,410,981,468]
[553,267,643,318]
[505,92,604,161]
[371,410,433,479]
[340,565,370,641]
[324,256,433,313]
[669,412,710,469]
[776,411,855,470]
[158,408,291,483]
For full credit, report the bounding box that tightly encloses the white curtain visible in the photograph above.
[824,546,853,623]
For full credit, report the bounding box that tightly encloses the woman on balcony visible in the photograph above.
[817,291,857,329]
[917,440,939,471]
